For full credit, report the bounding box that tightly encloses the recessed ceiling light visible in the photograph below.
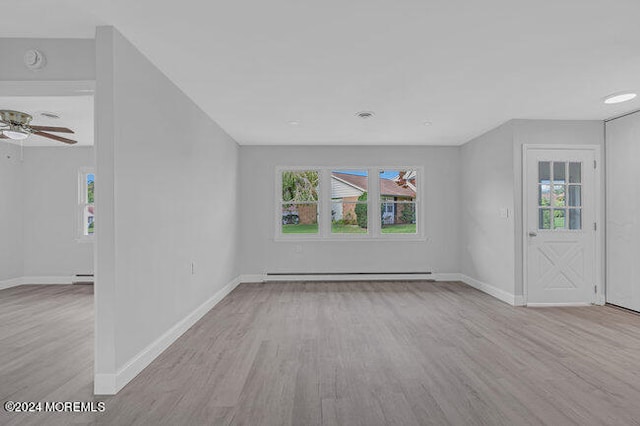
[423,121,432,126]
[604,92,637,104]
[355,111,375,119]
[287,120,300,126]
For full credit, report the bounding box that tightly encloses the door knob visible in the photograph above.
[528,231,538,237]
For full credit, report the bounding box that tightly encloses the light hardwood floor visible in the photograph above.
[2,281,640,425]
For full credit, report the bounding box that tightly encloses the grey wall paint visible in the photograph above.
[605,111,640,311]
[239,145,461,275]
[512,119,604,296]
[95,27,240,373]
[460,119,604,298]
[22,147,94,277]
[460,121,515,295]
[0,144,24,281]
[0,38,95,81]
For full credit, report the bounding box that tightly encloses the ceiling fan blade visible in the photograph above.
[32,130,77,145]
[29,125,75,134]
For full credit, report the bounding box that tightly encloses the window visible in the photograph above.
[331,170,368,234]
[276,167,421,239]
[79,169,95,239]
[380,169,417,234]
[280,170,319,234]
[538,161,581,230]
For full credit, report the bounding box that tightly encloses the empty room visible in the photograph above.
[1,1,640,425]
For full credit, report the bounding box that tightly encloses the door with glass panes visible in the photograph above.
[525,148,597,305]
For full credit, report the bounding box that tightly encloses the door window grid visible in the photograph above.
[538,161,581,230]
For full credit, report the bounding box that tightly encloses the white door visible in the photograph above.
[525,148,598,305]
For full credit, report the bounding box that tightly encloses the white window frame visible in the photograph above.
[275,166,424,241]
[77,167,95,242]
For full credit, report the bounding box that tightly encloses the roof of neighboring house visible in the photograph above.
[332,172,416,198]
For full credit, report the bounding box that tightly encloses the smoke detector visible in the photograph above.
[24,49,46,70]
[355,111,375,119]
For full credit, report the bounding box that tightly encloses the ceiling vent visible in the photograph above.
[39,111,60,119]
[355,111,375,119]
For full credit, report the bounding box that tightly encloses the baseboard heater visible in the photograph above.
[73,274,94,285]
[264,271,434,282]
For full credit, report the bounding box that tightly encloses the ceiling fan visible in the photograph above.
[0,110,77,145]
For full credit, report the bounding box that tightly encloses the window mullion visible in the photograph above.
[369,168,380,237]
[320,169,331,238]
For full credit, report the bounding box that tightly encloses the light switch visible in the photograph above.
[499,208,509,218]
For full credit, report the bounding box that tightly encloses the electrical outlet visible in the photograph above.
[294,245,303,253]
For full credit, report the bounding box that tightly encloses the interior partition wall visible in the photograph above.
[605,110,640,312]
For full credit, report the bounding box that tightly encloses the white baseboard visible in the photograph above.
[526,302,591,307]
[239,274,266,283]
[22,276,74,285]
[459,274,518,306]
[94,276,242,395]
[0,277,23,290]
[431,273,463,282]
[0,276,74,290]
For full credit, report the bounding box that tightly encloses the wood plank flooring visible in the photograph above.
[2,281,640,425]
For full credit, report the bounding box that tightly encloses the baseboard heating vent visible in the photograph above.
[264,271,433,282]
[266,272,431,276]
[73,274,94,285]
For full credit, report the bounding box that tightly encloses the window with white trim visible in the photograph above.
[78,169,95,239]
[276,167,421,239]
[280,169,319,235]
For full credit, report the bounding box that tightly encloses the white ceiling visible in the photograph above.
[1,0,640,146]
[0,96,94,147]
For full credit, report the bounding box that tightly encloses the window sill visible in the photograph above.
[274,235,427,243]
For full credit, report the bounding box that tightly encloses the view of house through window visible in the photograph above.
[331,170,368,233]
[80,171,95,237]
[279,167,419,238]
[281,170,319,234]
[380,169,417,234]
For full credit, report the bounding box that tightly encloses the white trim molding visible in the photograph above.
[94,276,242,395]
[239,274,266,283]
[0,277,23,291]
[0,276,75,290]
[459,274,521,306]
[526,302,592,307]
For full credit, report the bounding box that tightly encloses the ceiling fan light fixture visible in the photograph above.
[2,128,29,140]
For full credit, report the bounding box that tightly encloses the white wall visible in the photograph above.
[460,119,604,302]
[512,119,604,297]
[0,143,24,283]
[22,147,95,278]
[95,27,240,392]
[605,110,640,311]
[239,145,460,275]
[460,122,516,298]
